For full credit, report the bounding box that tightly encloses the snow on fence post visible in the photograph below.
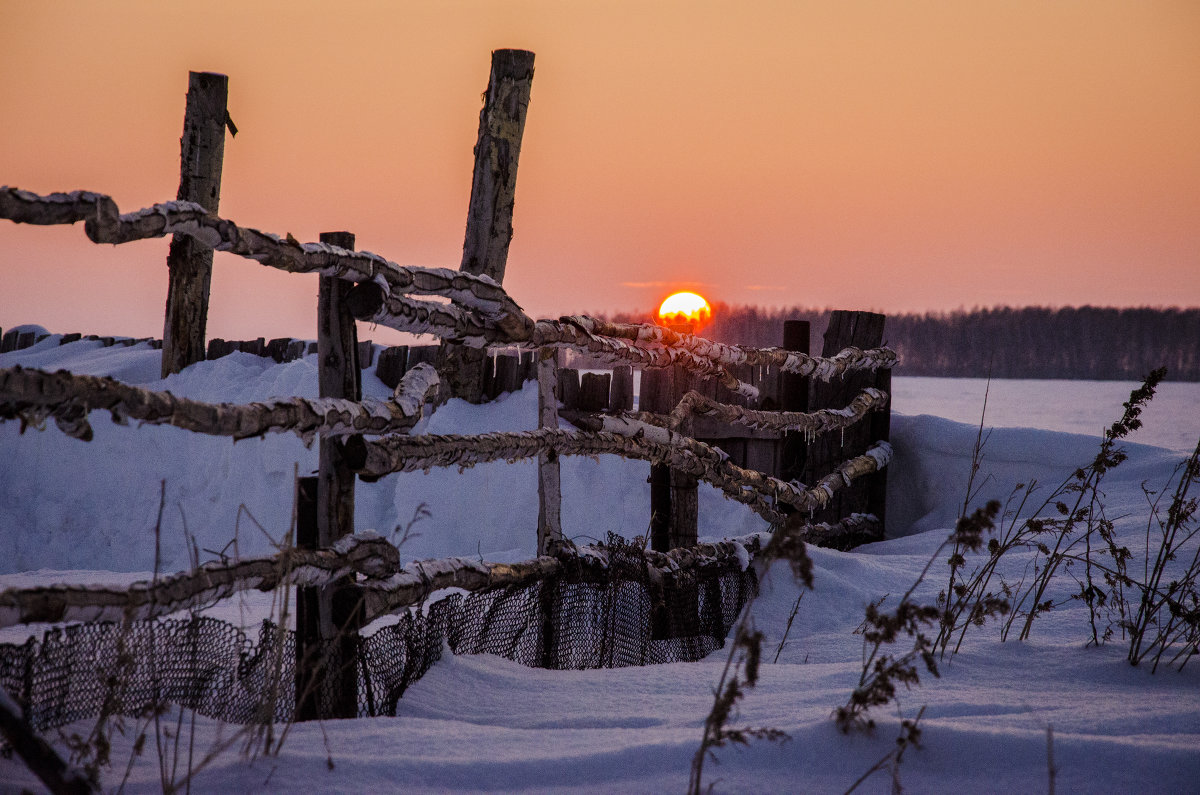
[161,71,232,378]
[437,49,536,403]
[537,348,563,554]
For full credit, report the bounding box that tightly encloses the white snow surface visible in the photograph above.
[1,340,1199,793]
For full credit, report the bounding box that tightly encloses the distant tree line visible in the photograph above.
[601,305,1200,382]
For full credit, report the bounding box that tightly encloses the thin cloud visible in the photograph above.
[620,280,714,288]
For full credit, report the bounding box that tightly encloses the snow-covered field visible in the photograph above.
[2,337,1198,793]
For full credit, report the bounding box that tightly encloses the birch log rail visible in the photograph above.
[0,188,532,336]
[0,531,752,630]
[0,188,897,396]
[342,428,892,524]
[0,363,439,443]
[602,386,890,437]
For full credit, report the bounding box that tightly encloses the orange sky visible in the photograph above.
[2,1,1197,344]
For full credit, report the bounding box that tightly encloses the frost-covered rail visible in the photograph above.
[0,363,439,443]
[0,521,884,630]
[343,429,891,524]
[0,187,897,399]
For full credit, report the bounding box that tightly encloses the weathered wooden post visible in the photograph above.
[804,310,886,529]
[647,323,699,552]
[438,49,536,403]
[161,71,232,378]
[537,348,562,554]
[294,476,322,722]
[296,231,362,720]
[778,320,810,505]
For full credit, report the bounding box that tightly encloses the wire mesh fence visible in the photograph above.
[0,536,756,734]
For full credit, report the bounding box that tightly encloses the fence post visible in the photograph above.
[647,324,699,552]
[161,71,231,378]
[778,320,810,508]
[805,310,886,527]
[867,366,891,528]
[304,230,362,719]
[437,49,536,403]
[537,348,562,555]
[294,476,321,722]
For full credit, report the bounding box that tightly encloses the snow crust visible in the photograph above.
[1,341,1198,792]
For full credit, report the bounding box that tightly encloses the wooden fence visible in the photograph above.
[0,55,897,787]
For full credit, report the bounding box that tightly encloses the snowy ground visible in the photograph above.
[2,337,1199,793]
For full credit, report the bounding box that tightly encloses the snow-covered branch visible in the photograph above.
[0,363,439,444]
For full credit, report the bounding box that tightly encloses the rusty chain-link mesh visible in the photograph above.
[1,536,756,734]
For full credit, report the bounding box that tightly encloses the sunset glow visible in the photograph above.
[0,3,1197,343]
[658,292,712,329]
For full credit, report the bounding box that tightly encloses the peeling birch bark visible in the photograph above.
[0,517,879,632]
[0,533,401,629]
[623,387,890,436]
[0,363,438,443]
[0,188,898,390]
[0,187,532,334]
[344,428,892,524]
[579,317,900,379]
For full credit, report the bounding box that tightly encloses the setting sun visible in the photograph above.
[657,291,712,329]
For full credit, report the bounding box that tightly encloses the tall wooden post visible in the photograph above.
[648,323,698,552]
[536,348,562,554]
[438,49,536,403]
[294,476,321,722]
[804,311,886,528]
[317,231,360,549]
[778,320,810,510]
[296,231,362,720]
[161,71,230,378]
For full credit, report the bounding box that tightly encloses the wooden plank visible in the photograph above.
[610,365,634,412]
[407,345,439,368]
[867,367,892,527]
[490,354,522,398]
[805,310,886,525]
[779,320,810,486]
[536,349,562,554]
[375,346,409,390]
[557,368,580,410]
[357,340,375,369]
[743,439,779,478]
[578,372,611,412]
[162,72,230,377]
[266,337,290,363]
[691,417,781,441]
[438,50,536,403]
